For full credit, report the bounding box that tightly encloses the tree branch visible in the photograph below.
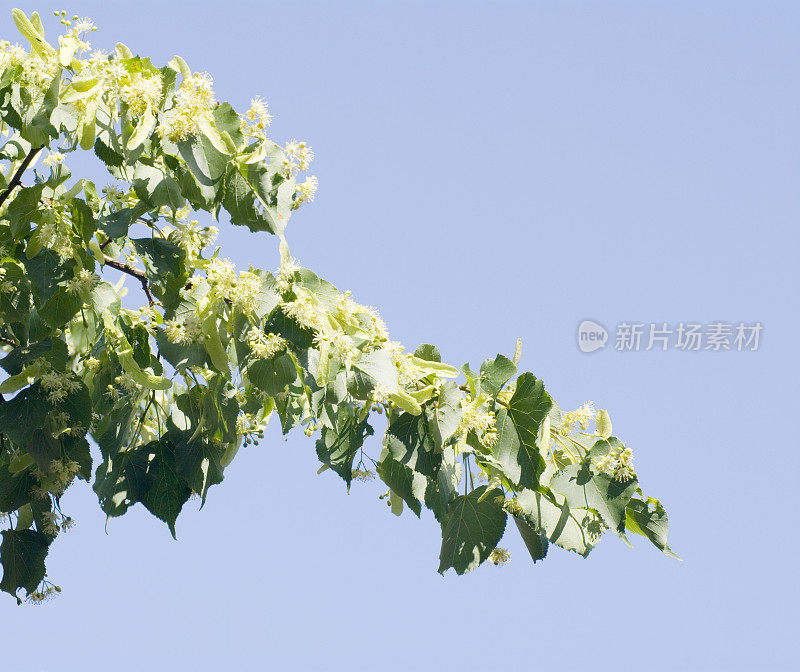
[103,257,156,306]
[0,145,44,208]
[0,335,18,348]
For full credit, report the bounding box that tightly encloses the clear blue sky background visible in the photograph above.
[2,1,798,670]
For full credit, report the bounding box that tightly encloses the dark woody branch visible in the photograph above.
[103,257,155,306]
[0,145,44,208]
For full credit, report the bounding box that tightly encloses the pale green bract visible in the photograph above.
[0,10,678,605]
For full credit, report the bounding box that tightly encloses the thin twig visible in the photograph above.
[103,257,155,305]
[0,336,18,348]
[0,146,44,208]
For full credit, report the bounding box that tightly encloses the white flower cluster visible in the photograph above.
[274,257,301,293]
[84,51,129,102]
[293,176,318,208]
[170,220,218,255]
[0,41,27,71]
[281,290,328,331]
[121,72,163,115]
[560,402,595,435]
[83,355,101,370]
[205,258,263,313]
[236,412,267,446]
[157,72,215,142]
[164,313,203,345]
[35,209,74,260]
[114,373,139,394]
[1,35,60,92]
[389,348,425,386]
[0,268,14,295]
[34,458,81,497]
[124,305,159,335]
[314,330,359,367]
[39,510,70,536]
[66,268,99,298]
[489,548,510,565]
[247,328,287,359]
[42,150,65,167]
[282,140,314,177]
[455,396,497,447]
[240,96,273,140]
[495,496,524,517]
[101,184,133,210]
[104,371,141,402]
[26,584,62,605]
[39,367,82,404]
[593,444,635,482]
[51,410,85,438]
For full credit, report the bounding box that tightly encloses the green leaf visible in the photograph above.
[23,249,74,305]
[131,237,185,280]
[93,447,136,518]
[0,260,31,325]
[316,413,373,488]
[429,380,463,451]
[507,372,553,447]
[478,354,517,397]
[0,387,50,446]
[0,464,35,513]
[26,428,60,471]
[57,379,92,431]
[516,489,595,557]
[263,305,315,351]
[98,203,149,239]
[155,330,209,371]
[200,377,240,444]
[248,353,297,396]
[249,270,280,319]
[177,131,229,202]
[70,198,96,243]
[595,409,612,439]
[437,485,507,575]
[377,456,426,517]
[384,411,440,477]
[173,434,224,505]
[0,529,50,602]
[222,164,284,235]
[38,284,83,328]
[7,184,44,239]
[60,78,99,103]
[139,440,192,538]
[63,435,92,482]
[131,236,186,300]
[489,408,543,491]
[0,338,52,375]
[625,497,681,560]
[352,349,399,391]
[500,372,553,485]
[94,137,123,168]
[213,102,244,148]
[461,362,478,396]
[549,462,638,540]
[127,109,156,150]
[514,515,549,563]
[132,163,185,211]
[413,343,441,362]
[424,446,460,523]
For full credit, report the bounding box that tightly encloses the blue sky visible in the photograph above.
[2,2,798,670]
